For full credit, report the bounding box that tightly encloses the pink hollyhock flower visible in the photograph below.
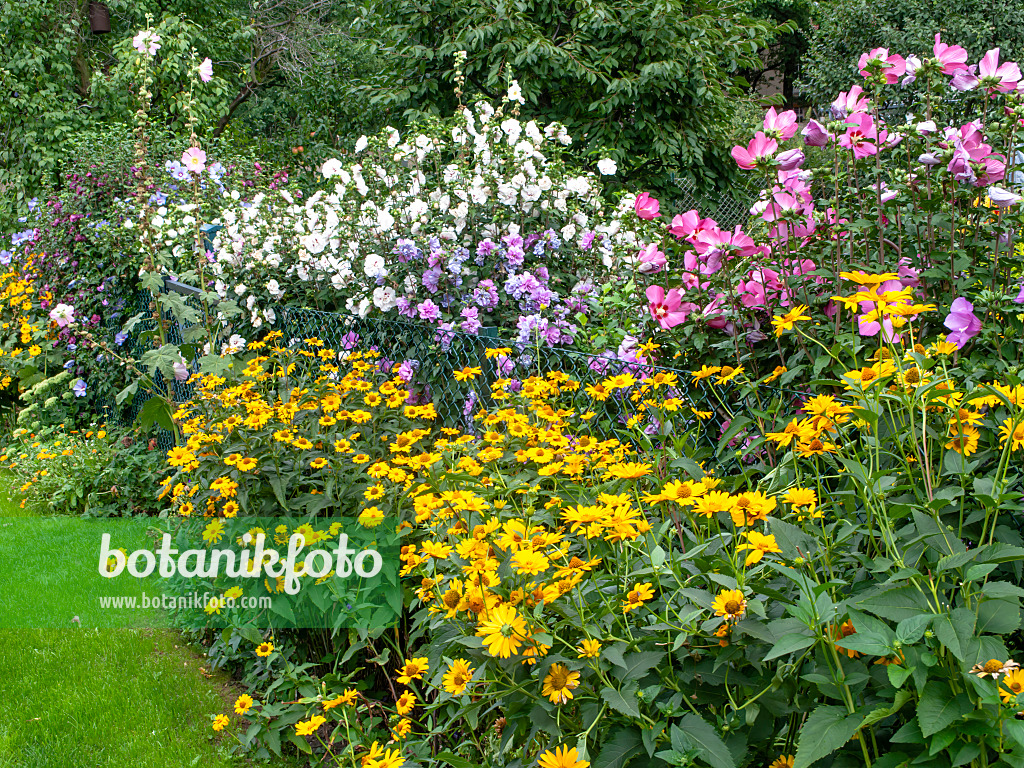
[694,226,757,261]
[668,210,717,242]
[132,30,161,56]
[978,48,1022,92]
[831,85,870,118]
[731,131,778,170]
[634,192,661,220]
[737,278,767,309]
[198,57,213,83]
[646,285,688,329]
[763,107,798,140]
[944,297,981,348]
[181,147,207,173]
[933,34,969,74]
[857,48,907,84]
[802,120,833,146]
[680,270,701,290]
[702,296,729,329]
[637,243,667,274]
[839,112,879,159]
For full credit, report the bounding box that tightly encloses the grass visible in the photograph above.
[0,475,268,768]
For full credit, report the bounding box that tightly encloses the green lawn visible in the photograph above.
[0,477,268,768]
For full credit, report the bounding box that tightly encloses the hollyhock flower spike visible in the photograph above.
[731,131,778,170]
[634,192,661,220]
[933,34,969,74]
[978,48,1022,93]
[763,107,798,141]
[646,285,689,330]
[944,297,982,348]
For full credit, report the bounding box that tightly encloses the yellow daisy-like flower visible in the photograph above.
[945,426,980,456]
[396,657,429,685]
[453,366,482,381]
[691,365,721,382]
[234,694,254,715]
[212,714,230,732]
[395,690,416,715]
[736,531,782,566]
[255,642,274,657]
[998,418,1024,451]
[295,715,326,736]
[235,457,258,472]
[771,304,811,336]
[476,603,530,658]
[537,745,590,768]
[442,658,475,695]
[542,663,581,704]
[712,589,747,621]
[577,639,602,658]
[622,582,654,613]
[769,756,795,768]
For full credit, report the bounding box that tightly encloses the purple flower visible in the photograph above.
[1014,284,1024,304]
[460,306,482,334]
[72,379,87,397]
[397,359,418,382]
[340,331,360,350]
[943,297,982,348]
[988,187,1023,207]
[580,232,596,250]
[416,299,440,321]
[172,359,190,382]
[776,148,805,170]
[801,120,832,147]
[421,267,443,294]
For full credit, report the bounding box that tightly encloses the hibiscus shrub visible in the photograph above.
[621,36,1024,380]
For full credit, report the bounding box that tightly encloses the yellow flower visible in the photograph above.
[537,745,590,768]
[840,270,899,286]
[234,694,254,715]
[716,365,743,384]
[396,657,429,685]
[998,418,1024,451]
[202,520,225,545]
[603,461,652,480]
[395,690,416,715]
[577,639,602,658]
[691,365,721,382]
[712,589,747,621]
[771,304,811,336]
[737,531,782,566]
[212,714,230,732]
[295,715,326,736]
[1000,669,1024,703]
[255,642,274,657]
[453,366,482,381]
[769,756,795,768]
[542,663,581,704]
[622,582,654,613]
[476,603,530,658]
[512,550,550,576]
[945,426,980,456]
[442,659,475,695]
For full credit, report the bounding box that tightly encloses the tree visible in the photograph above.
[360,0,777,195]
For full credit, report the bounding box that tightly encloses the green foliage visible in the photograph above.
[800,0,1024,105]
[363,0,777,194]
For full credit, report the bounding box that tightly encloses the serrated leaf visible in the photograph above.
[792,705,863,768]
[917,681,973,737]
[601,686,641,718]
[675,714,736,768]
[592,727,643,768]
[764,632,815,661]
[612,651,664,681]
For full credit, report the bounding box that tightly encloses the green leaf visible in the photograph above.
[612,651,664,681]
[592,727,643,768]
[792,705,863,768]
[433,753,476,768]
[136,395,174,432]
[917,681,973,737]
[764,632,816,661]
[674,714,736,768]
[933,608,976,661]
[601,685,641,718]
